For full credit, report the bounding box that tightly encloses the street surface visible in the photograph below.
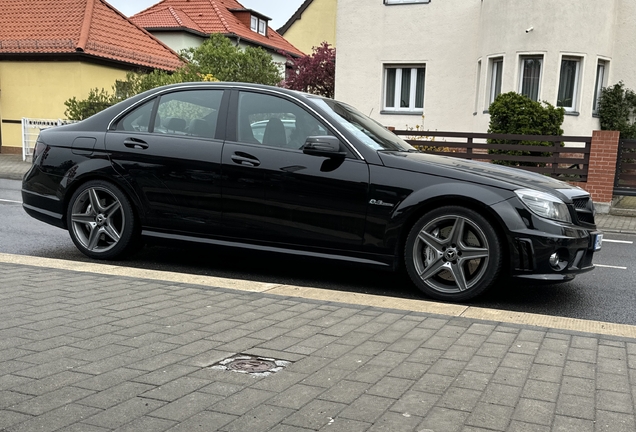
[2,178,635,324]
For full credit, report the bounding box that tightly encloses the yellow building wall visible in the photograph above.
[283,0,337,55]
[0,61,128,152]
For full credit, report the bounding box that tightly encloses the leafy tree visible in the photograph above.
[281,42,335,98]
[182,33,281,85]
[487,92,565,166]
[598,81,636,139]
[64,88,115,121]
[64,34,281,120]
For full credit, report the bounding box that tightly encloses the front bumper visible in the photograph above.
[492,198,600,282]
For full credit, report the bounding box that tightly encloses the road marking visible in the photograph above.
[595,264,628,270]
[603,239,633,244]
[0,198,21,204]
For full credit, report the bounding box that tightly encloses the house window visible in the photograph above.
[384,0,431,4]
[250,16,267,36]
[384,66,425,113]
[593,60,607,114]
[489,57,503,104]
[519,56,543,101]
[557,57,581,112]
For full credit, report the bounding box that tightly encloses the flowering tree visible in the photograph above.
[281,42,335,98]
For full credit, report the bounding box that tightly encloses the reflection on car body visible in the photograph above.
[22,82,601,301]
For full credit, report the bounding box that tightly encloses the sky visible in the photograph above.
[107,0,305,30]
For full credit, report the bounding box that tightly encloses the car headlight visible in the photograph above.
[515,189,572,223]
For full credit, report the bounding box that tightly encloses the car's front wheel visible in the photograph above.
[405,206,502,301]
[66,180,137,260]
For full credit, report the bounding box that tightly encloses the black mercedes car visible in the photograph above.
[22,82,602,301]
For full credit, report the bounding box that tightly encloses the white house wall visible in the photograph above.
[335,0,633,136]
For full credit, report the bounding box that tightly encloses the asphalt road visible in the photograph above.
[2,178,635,325]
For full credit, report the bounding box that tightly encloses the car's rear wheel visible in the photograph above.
[67,180,137,260]
[405,206,502,301]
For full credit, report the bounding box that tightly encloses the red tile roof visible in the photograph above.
[0,0,183,71]
[131,0,304,57]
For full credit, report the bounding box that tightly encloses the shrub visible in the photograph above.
[598,81,636,139]
[487,92,564,166]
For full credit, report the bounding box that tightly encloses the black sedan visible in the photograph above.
[22,82,602,301]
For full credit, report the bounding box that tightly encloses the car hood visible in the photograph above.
[378,151,587,200]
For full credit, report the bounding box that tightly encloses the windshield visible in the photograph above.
[312,98,416,152]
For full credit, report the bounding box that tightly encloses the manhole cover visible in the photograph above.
[228,358,276,373]
[210,355,292,376]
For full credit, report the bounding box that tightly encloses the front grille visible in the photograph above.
[571,195,595,226]
[572,197,589,210]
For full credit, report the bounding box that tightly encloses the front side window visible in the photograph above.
[250,16,258,32]
[384,65,425,113]
[557,57,581,112]
[258,19,267,36]
[153,90,223,138]
[314,97,415,152]
[237,92,330,150]
[519,56,543,101]
[489,57,503,104]
[593,60,607,114]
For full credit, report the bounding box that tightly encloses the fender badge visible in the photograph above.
[369,199,394,207]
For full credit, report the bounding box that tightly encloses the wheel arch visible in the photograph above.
[393,190,513,273]
[61,170,144,231]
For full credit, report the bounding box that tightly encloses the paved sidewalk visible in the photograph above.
[1,254,636,432]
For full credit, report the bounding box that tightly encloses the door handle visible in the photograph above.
[124,139,149,150]
[231,153,260,167]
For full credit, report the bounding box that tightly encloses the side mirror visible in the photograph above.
[302,136,346,158]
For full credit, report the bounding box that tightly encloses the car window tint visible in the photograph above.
[117,100,155,132]
[154,90,223,139]
[237,91,331,150]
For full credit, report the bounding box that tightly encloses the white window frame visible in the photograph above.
[383,65,425,113]
[489,57,504,105]
[258,18,267,36]
[593,60,607,114]
[557,56,582,112]
[250,16,258,32]
[518,55,543,102]
[384,0,430,4]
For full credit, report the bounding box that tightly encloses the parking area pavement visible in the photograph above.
[1,253,636,431]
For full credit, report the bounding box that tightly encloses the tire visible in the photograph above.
[66,180,137,260]
[404,206,502,301]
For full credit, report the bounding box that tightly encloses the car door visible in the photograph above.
[221,89,370,250]
[105,88,228,234]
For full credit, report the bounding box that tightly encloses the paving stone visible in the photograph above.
[512,398,555,426]
[282,399,346,429]
[141,376,210,402]
[521,379,560,402]
[161,410,237,432]
[223,404,294,432]
[10,386,95,416]
[597,389,634,414]
[7,403,100,432]
[595,410,636,432]
[555,393,595,419]
[268,384,325,409]
[338,394,394,423]
[552,415,594,432]
[318,380,371,404]
[366,410,422,431]
[388,390,438,416]
[145,392,224,422]
[78,381,154,409]
[418,406,470,432]
[209,388,276,415]
[300,367,350,389]
[465,402,514,431]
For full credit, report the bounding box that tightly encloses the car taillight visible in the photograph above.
[32,140,46,163]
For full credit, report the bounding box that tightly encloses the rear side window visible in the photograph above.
[117,100,155,132]
[154,90,224,139]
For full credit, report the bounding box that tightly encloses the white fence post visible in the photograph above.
[21,118,76,161]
